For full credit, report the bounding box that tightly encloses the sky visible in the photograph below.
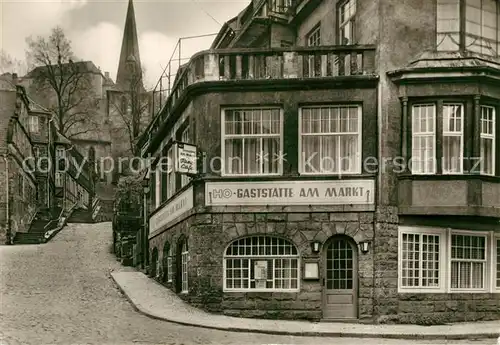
[0,0,247,88]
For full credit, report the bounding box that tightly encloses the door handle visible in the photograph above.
[322,277,325,286]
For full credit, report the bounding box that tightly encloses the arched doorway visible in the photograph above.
[150,247,158,278]
[322,235,358,320]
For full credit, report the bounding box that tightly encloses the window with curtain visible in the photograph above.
[398,227,498,293]
[437,0,500,56]
[450,233,486,290]
[411,104,436,174]
[300,105,361,175]
[442,104,464,174]
[224,236,299,291]
[223,108,282,176]
[480,105,496,175]
[339,0,356,44]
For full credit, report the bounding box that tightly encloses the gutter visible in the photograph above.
[2,154,10,244]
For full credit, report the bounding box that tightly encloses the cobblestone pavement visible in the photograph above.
[0,222,496,345]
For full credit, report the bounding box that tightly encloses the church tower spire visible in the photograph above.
[116,0,142,90]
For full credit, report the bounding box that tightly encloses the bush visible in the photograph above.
[114,175,143,216]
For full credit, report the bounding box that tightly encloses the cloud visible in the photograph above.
[1,0,88,59]
[71,22,122,79]
[139,32,217,90]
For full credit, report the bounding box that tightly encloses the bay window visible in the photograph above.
[409,101,496,176]
[437,0,500,56]
[399,227,499,293]
[222,108,282,176]
[443,104,464,174]
[480,105,496,175]
[300,105,362,175]
[411,104,437,174]
[224,236,300,292]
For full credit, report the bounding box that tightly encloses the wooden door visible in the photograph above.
[323,237,358,319]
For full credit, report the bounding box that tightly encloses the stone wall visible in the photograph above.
[393,293,500,325]
[149,210,375,321]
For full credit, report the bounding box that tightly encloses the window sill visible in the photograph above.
[299,171,363,176]
[223,289,300,293]
[398,174,500,182]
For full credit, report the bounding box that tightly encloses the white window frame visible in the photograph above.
[479,105,495,176]
[28,115,39,133]
[338,0,356,45]
[411,104,437,175]
[221,107,284,177]
[180,126,191,188]
[307,25,321,47]
[166,146,175,199]
[398,226,498,293]
[494,233,500,292]
[155,166,161,208]
[167,251,173,283]
[298,105,362,175]
[448,230,489,293]
[223,236,300,292]
[442,103,464,174]
[181,241,189,293]
[398,226,446,293]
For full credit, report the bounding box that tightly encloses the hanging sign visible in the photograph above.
[174,142,197,174]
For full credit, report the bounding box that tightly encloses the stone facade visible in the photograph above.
[139,0,500,325]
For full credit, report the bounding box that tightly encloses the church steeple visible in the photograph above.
[116,0,142,90]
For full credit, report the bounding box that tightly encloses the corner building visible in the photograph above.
[139,0,500,323]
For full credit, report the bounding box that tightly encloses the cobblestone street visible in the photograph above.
[0,222,496,345]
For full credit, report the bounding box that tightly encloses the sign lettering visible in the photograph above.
[205,180,375,206]
[175,142,197,174]
[150,186,193,232]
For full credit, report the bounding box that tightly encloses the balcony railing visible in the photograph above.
[145,45,376,150]
[268,0,293,14]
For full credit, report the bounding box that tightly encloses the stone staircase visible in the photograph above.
[67,207,94,223]
[13,208,61,245]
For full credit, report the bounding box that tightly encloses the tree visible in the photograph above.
[110,61,151,156]
[25,27,100,139]
[0,49,27,75]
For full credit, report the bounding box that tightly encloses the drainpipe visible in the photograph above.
[2,154,10,244]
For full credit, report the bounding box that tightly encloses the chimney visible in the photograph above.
[12,73,18,84]
[105,72,110,79]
